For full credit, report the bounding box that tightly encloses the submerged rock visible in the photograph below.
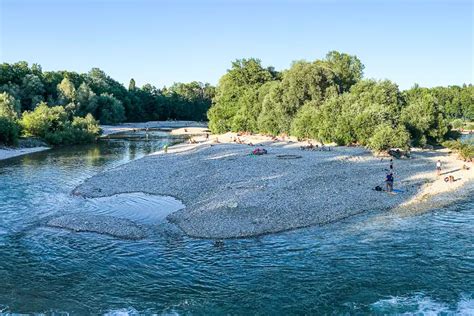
[47,214,146,240]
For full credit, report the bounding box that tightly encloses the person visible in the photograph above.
[163,144,169,153]
[385,172,394,192]
[436,160,442,176]
[389,159,394,171]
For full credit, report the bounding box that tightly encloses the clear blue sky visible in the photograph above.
[0,0,472,90]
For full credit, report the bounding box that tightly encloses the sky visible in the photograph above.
[0,0,472,90]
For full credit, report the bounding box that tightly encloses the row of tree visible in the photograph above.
[0,61,215,145]
[0,61,215,124]
[208,51,473,151]
[1,55,472,150]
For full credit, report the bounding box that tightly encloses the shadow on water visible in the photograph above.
[0,131,473,314]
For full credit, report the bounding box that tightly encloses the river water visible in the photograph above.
[0,131,472,315]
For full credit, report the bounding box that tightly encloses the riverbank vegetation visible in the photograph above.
[0,62,215,146]
[443,139,474,161]
[1,54,472,149]
[208,52,473,152]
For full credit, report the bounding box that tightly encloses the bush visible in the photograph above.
[0,92,21,119]
[368,124,410,152]
[0,116,20,146]
[443,139,473,161]
[451,118,464,129]
[20,103,100,145]
[290,103,319,140]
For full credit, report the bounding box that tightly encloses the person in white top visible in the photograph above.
[436,160,442,176]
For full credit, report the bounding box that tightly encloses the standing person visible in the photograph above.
[436,160,442,176]
[385,172,394,192]
[389,159,394,172]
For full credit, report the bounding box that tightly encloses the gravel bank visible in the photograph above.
[101,121,208,136]
[47,214,147,240]
[74,142,473,239]
[0,146,50,161]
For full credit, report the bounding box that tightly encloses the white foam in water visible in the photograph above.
[103,307,181,316]
[103,307,140,316]
[370,293,474,315]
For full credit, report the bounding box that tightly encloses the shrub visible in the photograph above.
[20,103,100,145]
[0,116,20,146]
[368,124,410,152]
[443,139,473,161]
[290,103,319,140]
[451,118,464,129]
[0,92,21,119]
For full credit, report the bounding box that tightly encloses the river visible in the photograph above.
[0,131,472,314]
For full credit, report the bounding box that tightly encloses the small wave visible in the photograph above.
[103,307,140,316]
[103,307,181,316]
[370,293,474,315]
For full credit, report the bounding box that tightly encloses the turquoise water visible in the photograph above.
[0,132,473,315]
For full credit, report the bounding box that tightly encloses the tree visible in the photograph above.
[129,78,136,91]
[401,88,449,146]
[346,80,403,146]
[20,74,44,110]
[92,93,125,124]
[208,58,276,133]
[0,116,19,146]
[76,83,97,116]
[258,61,339,135]
[0,92,21,119]
[368,124,410,152]
[322,51,364,92]
[57,77,77,104]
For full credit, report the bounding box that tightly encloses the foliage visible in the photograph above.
[443,140,474,161]
[368,124,410,152]
[208,58,277,133]
[90,93,126,125]
[20,103,100,145]
[208,51,470,152]
[1,55,471,151]
[401,87,449,146]
[451,118,464,129]
[0,92,21,119]
[290,102,319,140]
[0,116,20,146]
[57,77,77,104]
[0,61,215,124]
[321,51,364,92]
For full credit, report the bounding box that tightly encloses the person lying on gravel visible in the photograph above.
[252,148,267,155]
[300,143,315,151]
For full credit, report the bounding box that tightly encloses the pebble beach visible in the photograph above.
[74,132,474,239]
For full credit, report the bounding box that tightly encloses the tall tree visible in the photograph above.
[208,58,276,133]
[129,78,136,91]
[57,77,77,103]
[322,51,364,93]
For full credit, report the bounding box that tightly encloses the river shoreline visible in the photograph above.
[74,131,474,239]
[0,146,50,161]
[100,120,208,136]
